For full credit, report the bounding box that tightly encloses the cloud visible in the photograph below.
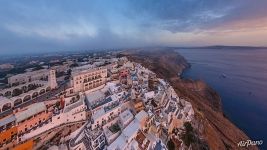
[0,0,267,54]
[5,21,97,41]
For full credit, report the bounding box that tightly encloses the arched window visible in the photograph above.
[23,95,31,102]
[4,91,11,97]
[32,92,39,98]
[39,89,45,95]
[2,103,11,111]
[12,88,22,97]
[14,99,22,106]
[46,87,51,92]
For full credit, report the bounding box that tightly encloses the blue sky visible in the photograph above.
[1,0,267,54]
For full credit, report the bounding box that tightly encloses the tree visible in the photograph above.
[67,69,72,75]
[181,122,196,147]
[167,139,175,150]
[70,63,78,68]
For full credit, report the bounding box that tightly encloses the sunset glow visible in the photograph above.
[0,0,267,54]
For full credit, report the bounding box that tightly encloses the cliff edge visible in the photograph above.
[120,48,257,150]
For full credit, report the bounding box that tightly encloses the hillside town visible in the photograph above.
[0,53,194,150]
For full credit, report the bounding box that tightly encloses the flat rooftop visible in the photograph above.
[107,111,148,150]
[15,102,46,123]
[0,96,12,106]
[85,90,105,106]
[91,96,112,110]
[0,114,15,127]
[119,109,133,124]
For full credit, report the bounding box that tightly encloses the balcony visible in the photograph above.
[104,101,120,113]
[84,75,102,83]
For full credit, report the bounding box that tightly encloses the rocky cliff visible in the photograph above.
[120,48,258,150]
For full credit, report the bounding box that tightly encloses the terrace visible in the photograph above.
[64,99,84,113]
[135,131,150,150]
[108,123,121,134]
[104,101,120,113]
[165,101,177,114]
[91,97,112,110]
[0,81,47,98]
[85,127,104,140]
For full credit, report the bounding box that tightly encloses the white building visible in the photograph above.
[8,69,57,88]
[0,80,57,112]
[85,90,106,109]
[48,70,58,89]
[144,91,155,102]
[69,122,106,150]
[0,96,12,113]
[91,96,121,130]
[71,66,107,93]
[72,64,95,72]
[119,109,134,128]
[21,93,87,141]
[51,93,88,124]
[107,110,148,150]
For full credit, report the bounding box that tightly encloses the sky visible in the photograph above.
[1,0,267,55]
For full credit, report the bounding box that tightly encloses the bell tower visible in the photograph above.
[48,69,58,89]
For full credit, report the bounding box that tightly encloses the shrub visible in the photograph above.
[181,122,196,147]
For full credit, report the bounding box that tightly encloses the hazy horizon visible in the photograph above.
[1,0,267,55]
[2,45,267,57]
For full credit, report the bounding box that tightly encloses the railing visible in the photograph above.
[69,121,91,148]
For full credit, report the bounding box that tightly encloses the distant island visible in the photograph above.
[170,45,267,50]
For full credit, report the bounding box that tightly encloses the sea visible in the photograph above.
[176,48,267,150]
